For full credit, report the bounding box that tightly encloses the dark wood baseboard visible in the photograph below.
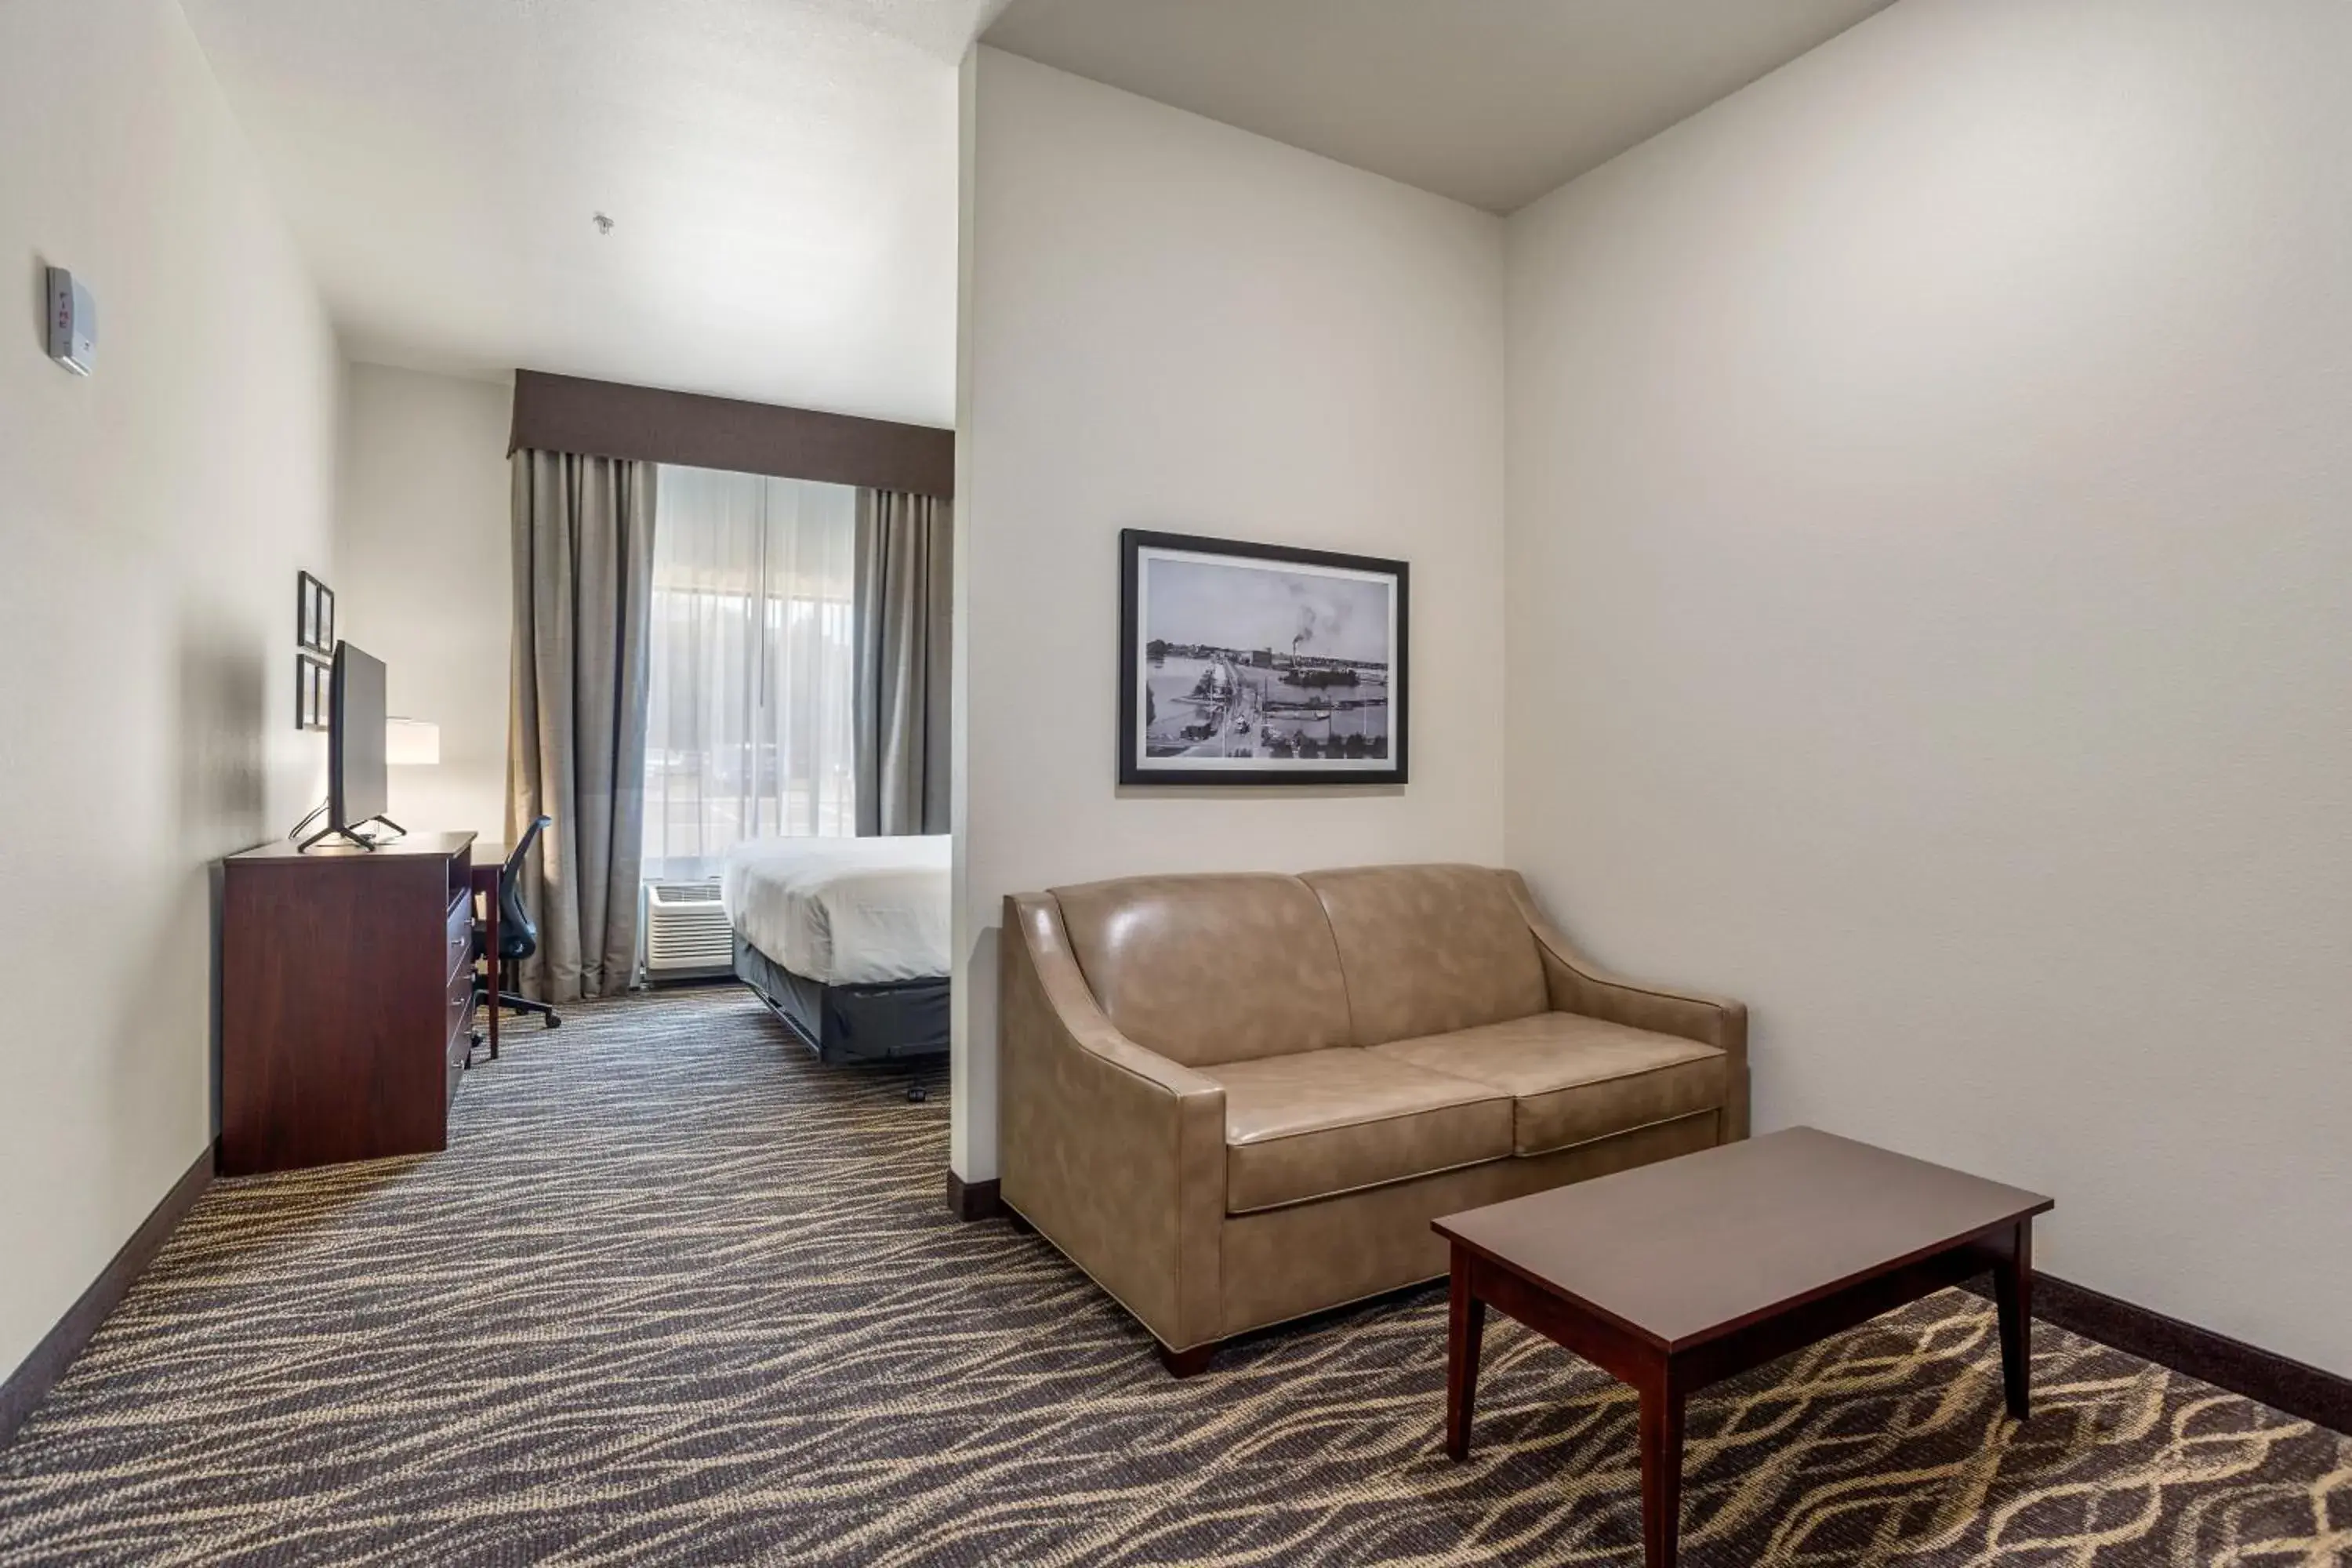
[946,1172,1000,1221]
[0,1145,213,1447]
[1962,1269,2350,1436]
[2033,1271,2350,1436]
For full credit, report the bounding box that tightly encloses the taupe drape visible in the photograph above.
[508,449,657,1000]
[854,489,952,836]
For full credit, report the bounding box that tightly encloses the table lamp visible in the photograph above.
[386,717,441,766]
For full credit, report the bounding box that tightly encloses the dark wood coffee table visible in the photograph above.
[1432,1127,2053,1568]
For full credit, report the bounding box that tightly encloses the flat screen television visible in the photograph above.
[328,641,389,834]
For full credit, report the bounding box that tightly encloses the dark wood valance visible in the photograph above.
[508,370,954,499]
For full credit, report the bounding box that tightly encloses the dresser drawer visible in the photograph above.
[447,962,477,1051]
[446,1026,469,1109]
[445,892,474,983]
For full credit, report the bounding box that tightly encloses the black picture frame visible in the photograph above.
[297,570,335,654]
[1119,528,1409,787]
[297,653,331,731]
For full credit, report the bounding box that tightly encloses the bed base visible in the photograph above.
[734,935,949,1093]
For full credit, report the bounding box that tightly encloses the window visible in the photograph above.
[643,466,856,881]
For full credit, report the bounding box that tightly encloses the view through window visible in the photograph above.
[644,466,856,881]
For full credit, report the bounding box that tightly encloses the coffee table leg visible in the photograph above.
[1992,1218,2033,1421]
[1638,1367,1686,1568]
[1445,1247,1486,1461]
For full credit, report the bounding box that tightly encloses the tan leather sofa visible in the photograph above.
[998,863,1748,1374]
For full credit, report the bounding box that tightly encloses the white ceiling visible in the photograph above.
[181,0,1900,420]
[984,0,1900,215]
[181,0,981,424]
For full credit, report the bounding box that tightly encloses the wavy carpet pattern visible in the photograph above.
[2,987,2347,1566]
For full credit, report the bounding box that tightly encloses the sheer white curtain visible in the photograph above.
[643,466,857,881]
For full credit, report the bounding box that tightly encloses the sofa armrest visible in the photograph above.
[1503,873,1751,1141]
[999,891,1227,1348]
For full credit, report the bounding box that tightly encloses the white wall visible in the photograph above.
[0,0,343,1380]
[1505,0,2352,1374]
[336,362,513,842]
[953,49,1508,1181]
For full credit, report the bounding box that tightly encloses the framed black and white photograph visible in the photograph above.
[1120,529,1407,786]
[297,571,335,654]
[297,653,331,731]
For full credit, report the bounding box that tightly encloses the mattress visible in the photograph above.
[721,834,951,986]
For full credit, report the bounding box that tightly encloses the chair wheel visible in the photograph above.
[544,1014,561,1029]
[906,1083,928,1104]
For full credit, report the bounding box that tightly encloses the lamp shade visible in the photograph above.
[385,717,441,766]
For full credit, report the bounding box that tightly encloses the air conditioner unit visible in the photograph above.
[643,881,733,982]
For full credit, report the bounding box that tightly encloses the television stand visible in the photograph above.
[297,814,407,854]
[220,832,481,1172]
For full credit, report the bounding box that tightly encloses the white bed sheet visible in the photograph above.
[721,835,952,986]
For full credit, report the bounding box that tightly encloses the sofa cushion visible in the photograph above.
[1051,873,1352,1067]
[1198,1048,1512,1214]
[1371,1013,1726,1156]
[1302,866,1550,1047]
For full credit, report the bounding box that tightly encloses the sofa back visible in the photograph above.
[1052,873,1352,1067]
[1048,864,1549,1065]
[1304,865,1549,1046]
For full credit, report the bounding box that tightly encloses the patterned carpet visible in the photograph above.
[2,987,2347,1566]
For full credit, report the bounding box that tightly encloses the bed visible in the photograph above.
[722,834,952,1066]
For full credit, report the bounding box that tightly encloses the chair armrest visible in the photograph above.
[1504,873,1751,1140]
[999,891,1227,1348]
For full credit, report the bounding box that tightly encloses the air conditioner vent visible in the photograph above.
[644,880,734,979]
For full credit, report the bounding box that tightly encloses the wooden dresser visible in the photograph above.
[220,832,479,1175]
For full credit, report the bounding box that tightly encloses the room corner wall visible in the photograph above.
[952,48,1509,1183]
[947,45,982,1178]
[1502,0,2352,1375]
[335,363,514,844]
[0,0,344,1385]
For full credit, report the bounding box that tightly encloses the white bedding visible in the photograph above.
[721,835,952,986]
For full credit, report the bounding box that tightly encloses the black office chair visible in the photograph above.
[474,815,559,1058]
